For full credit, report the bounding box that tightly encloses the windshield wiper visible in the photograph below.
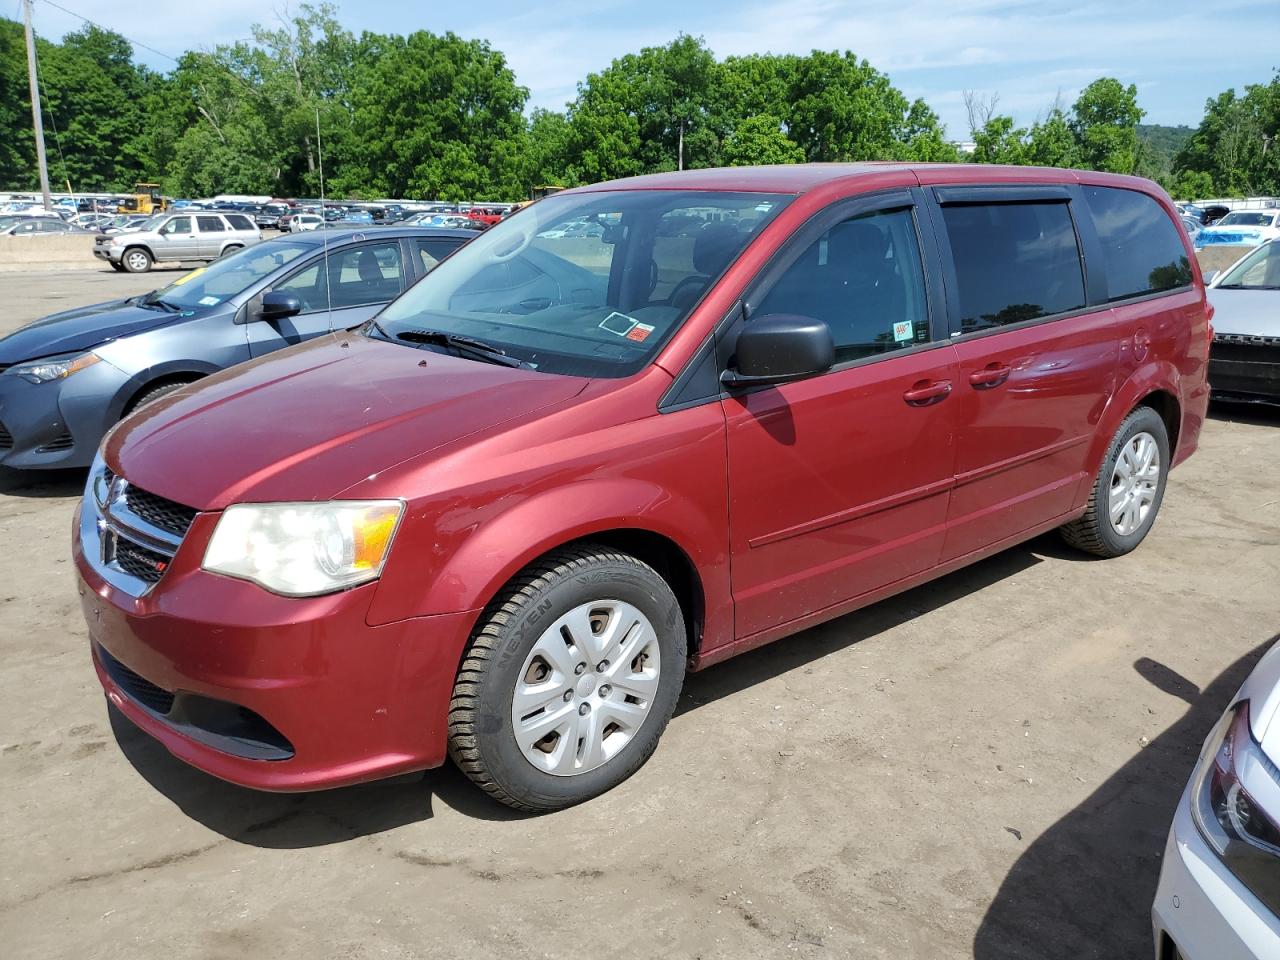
[392,328,533,368]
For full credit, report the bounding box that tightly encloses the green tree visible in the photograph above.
[971,116,1029,165]
[1026,107,1080,168]
[722,114,804,166]
[522,108,575,190]
[1173,75,1280,196]
[1071,78,1144,173]
[336,31,527,199]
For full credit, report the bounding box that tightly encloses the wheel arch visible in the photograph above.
[1086,361,1184,481]
[119,368,212,416]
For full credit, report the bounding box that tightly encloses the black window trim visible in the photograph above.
[923,184,1100,344]
[659,186,950,413]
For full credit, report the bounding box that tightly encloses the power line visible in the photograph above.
[37,0,180,64]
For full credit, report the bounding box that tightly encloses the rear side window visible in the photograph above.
[940,202,1085,332]
[416,237,463,271]
[197,216,225,232]
[1084,187,1192,300]
[225,214,254,231]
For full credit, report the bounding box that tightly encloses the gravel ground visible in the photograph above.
[0,267,1277,960]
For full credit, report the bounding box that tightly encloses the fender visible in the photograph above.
[1078,357,1182,506]
[105,359,219,421]
[366,477,727,638]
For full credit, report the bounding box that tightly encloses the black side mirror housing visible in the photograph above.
[722,313,835,386]
[259,291,302,321]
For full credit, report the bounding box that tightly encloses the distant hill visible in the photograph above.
[1138,124,1195,157]
[1136,124,1196,181]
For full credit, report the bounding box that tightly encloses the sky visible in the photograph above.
[23,0,1280,140]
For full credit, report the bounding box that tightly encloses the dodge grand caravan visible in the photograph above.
[74,164,1211,811]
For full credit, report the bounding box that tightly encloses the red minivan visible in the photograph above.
[74,164,1211,811]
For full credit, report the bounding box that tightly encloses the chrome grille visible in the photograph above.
[83,459,197,597]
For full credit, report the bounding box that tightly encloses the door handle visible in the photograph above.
[902,379,953,406]
[968,363,1011,389]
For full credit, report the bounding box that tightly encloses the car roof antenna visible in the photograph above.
[316,107,334,335]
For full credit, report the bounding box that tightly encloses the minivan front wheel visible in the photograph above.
[1060,406,1169,558]
[448,544,686,812]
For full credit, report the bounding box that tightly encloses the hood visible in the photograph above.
[106,333,590,510]
[1235,640,1280,765]
[0,298,178,364]
[1206,288,1280,338]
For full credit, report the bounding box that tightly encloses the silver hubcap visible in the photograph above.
[511,599,661,777]
[1109,431,1160,536]
[126,252,146,270]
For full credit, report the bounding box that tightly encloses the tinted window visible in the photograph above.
[941,202,1084,331]
[225,214,254,231]
[756,207,930,362]
[1085,186,1192,300]
[416,237,463,271]
[197,216,225,233]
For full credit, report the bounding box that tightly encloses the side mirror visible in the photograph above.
[259,291,302,320]
[721,313,835,386]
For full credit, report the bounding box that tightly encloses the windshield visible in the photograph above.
[1216,241,1280,289]
[1218,212,1275,227]
[146,240,314,309]
[372,189,789,377]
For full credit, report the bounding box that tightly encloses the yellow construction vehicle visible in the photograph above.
[116,183,167,215]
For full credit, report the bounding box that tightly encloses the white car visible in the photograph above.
[291,214,324,232]
[1194,210,1280,250]
[1153,640,1280,959]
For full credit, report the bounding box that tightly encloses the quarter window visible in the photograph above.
[755,207,930,363]
[1084,186,1192,300]
[940,202,1085,332]
[416,238,463,272]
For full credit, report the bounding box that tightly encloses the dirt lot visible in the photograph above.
[0,266,1277,960]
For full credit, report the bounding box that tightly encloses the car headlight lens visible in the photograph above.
[1191,702,1280,915]
[202,500,404,596]
[11,352,100,384]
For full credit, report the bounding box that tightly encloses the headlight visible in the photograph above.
[202,500,404,597]
[10,352,100,384]
[1191,702,1280,915]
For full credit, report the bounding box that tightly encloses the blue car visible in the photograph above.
[0,227,474,469]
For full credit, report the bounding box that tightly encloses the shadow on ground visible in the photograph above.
[109,532,1078,846]
[0,466,85,498]
[973,636,1276,960]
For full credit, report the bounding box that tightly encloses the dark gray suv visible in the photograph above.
[0,227,474,469]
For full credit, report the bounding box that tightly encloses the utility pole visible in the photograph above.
[678,118,685,172]
[22,0,53,210]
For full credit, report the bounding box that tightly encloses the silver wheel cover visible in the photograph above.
[511,599,661,777]
[1109,431,1160,536]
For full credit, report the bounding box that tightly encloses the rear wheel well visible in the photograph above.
[123,373,203,415]
[1136,390,1180,457]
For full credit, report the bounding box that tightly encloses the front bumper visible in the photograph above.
[1210,336,1280,404]
[92,244,122,263]
[1152,782,1280,960]
[0,360,131,469]
[74,501,477,791]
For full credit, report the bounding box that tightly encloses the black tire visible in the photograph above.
[125,380,190,416]
[1060,406,1170,558]
[449,543,687,813]
[109,261,126,273]
[219,244,242,259]
[121,247,152,273]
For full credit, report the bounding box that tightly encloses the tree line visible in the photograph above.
[1,3,1276,201]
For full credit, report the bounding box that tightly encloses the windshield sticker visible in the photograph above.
[626,322,656,343]
[599,312,639,337]
[892,320,914,343]
[170,267,206,287]
[198,296,219,306]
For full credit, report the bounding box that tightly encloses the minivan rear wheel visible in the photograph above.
[448,544,687,812]
[1060,406,1169,558]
